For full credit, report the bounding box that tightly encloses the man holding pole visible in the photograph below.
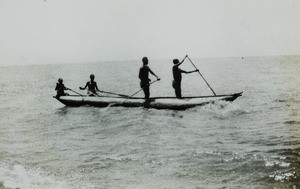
[172,56,199,98]
[139,57,160,99]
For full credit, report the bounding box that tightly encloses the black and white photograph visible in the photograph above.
[0,0,299,188]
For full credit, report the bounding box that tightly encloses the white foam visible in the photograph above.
[279,162,290,167]
[274,175,285,181]
[0,163,70,189]
[270,171,295,182]
[265,159,290,168]
[198,100,247,119]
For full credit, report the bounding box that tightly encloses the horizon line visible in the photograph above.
[0,54,299,68]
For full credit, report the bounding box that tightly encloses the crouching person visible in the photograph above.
[55,78,69,98]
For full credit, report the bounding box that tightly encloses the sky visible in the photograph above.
[0,0,300,66]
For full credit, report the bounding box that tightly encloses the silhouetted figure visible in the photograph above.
[55,78,69,98]
[139,57,160,99]
[172,57,199,98]
[79,74,100,96]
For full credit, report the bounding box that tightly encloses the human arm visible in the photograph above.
[148,67,160,80]
[138,68,142,80]
[174,55,188,68]
[181,69,199,74]
[95,82,100,91]
[79,82,88,90]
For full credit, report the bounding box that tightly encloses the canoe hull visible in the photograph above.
[56,92,242,110]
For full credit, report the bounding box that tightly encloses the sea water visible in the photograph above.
[0,56,299,188]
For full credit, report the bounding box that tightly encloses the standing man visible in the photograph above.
[79,74,100,96]
[172,56,199,98]
[139,57,160,99]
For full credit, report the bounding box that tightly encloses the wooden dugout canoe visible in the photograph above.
[55,92,242,110]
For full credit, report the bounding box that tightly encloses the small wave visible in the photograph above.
[105,156,134,163]
[224,156,246,163]
[269,171,296,182]
[264,158,291,168]
[197,101,249,119]
[275,97,300,104]
[284,120,300,125]
[279,162,291,167]
[195,150,238,157]
[0,163,69,189]
[275,99,287,103]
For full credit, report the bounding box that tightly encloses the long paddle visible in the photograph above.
[67,88,84,96]
[100,90,130,98]
[129,78,160,99]
[186,56,217,96]
[93,91,101,97]
[79,86,101,97]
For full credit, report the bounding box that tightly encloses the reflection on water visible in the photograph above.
[55,106,72,116]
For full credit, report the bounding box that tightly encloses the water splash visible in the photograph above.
[269,171,296,182]
[197,101,249,119]
[0,163,69,189]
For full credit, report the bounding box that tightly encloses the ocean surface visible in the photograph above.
[0,56,299,189]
